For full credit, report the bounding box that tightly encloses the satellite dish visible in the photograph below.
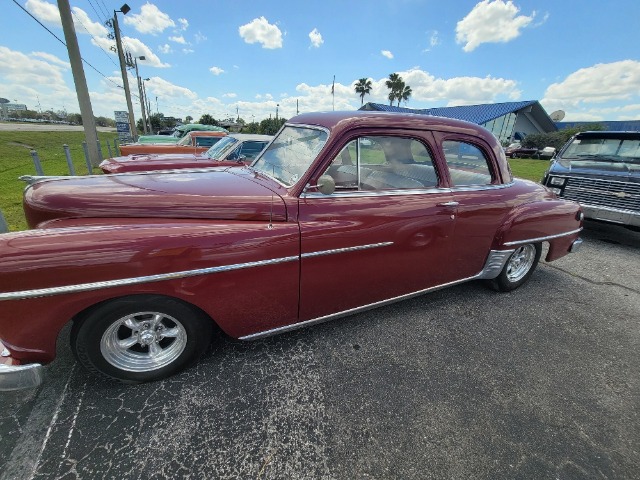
[550,110,565,122]
[0,98,10,104]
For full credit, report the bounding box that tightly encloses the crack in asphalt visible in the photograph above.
[543,262,640,295]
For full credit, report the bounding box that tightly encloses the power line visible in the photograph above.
[71,8,119,70]
[85,0,107,25]
[11,0,123,90]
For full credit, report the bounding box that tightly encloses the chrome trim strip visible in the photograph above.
[503,228,583,247]
[239,249,514,340]
[301,242,393,258]
[0,256,299,302]
[0,240,394,301]
[581,203,640,217]
[302,187,445,199]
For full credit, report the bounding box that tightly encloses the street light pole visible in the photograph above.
[113,4,137,142]
[142,78,152,133]
[131,55,148,134]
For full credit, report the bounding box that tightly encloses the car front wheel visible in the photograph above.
[490,243,541,292]
[71,295,213,383]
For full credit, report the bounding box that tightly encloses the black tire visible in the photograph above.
[510,153,517,159]
[71,295,213,383]
[490,243,542,292]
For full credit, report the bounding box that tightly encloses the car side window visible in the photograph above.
[195,137,220,147]
[240,141,269,161]
[442,140,493,186]
[322,136,438,192]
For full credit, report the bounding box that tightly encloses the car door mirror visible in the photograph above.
[307,175,336,195]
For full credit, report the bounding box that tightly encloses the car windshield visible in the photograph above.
[176,134,197,146]
[204,136,239,159]
[251,126,328,186]
[562,137,640,163]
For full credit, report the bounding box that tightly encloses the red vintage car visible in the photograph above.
[99,134,273,174]
[0,111,584,390]
[118,130,227,156]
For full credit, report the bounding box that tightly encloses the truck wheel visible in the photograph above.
[490,243,541,292]
[71,295,213,383]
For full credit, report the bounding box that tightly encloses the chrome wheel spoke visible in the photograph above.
[117,336,139,350]
[124,317,141,330]
[150,314,163,328]
[161,327,180,339]
[148,341,162,358]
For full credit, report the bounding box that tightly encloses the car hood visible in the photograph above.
[99,153,242,173]
[23,167,288,228]
[549,157,640,182]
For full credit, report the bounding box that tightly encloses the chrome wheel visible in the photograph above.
[505,244,537,283]
[100,311,187,372]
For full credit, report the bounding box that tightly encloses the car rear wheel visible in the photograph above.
[490,243,541,292]
[71,295,213,383]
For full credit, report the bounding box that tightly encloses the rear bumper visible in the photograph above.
[0,342,44,391]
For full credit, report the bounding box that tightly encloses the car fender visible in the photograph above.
[493,199,583,261]
[0,218,300,363]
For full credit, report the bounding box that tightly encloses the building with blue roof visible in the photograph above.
[360,100,557,144]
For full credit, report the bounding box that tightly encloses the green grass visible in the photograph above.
[508,158,549,182]
[0,131,118,231]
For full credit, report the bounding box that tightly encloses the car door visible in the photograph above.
[297,133,458,321]
[435,134,512,279]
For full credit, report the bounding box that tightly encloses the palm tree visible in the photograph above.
[385,73,403,106]
[354,78,373,105]
[397,82,412,107]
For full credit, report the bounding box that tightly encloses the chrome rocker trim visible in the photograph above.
[0,242,393,302]
[239,249,515,340]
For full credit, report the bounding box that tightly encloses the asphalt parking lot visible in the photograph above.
[1,221,639,480]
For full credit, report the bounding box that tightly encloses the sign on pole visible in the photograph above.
[114,111,133,143]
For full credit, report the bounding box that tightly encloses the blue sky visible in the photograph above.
[2,0,640,123]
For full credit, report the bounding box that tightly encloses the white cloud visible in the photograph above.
[209,67,225,76]
[169,36,187,45]
[158,44,172,54]
[456,0,534,52]
[182,48,194,54]
[123,3,175,35]
[223,93,237,98]
[31,52,70,69]
[381,50,394,59]
[25,0,107,36]
[541,61,640,120]
[178,18,189,31]
[238,17,283,49]
[91,36,170,68]
[309,28,323,48]
[194,32,207,43]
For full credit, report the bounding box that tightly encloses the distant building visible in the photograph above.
[556,120,640,132]
[360,100,557,144]
[6,103,27,111]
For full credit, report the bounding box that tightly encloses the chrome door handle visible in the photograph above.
[437,201,459,207]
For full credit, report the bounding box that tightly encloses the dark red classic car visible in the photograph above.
[0,111,584,390]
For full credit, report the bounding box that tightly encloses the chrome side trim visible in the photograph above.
[0,256,299,302]
[503,228,583,247]
[302,187,445,199]
[0,240,395,302]
[301,242,393,258]
[239,249,514,340]
[0,363,44,391]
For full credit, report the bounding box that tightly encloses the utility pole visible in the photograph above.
[128,54,149,134]
[57,0,101,167]
[142,79,152,133]
[113,6,137,141]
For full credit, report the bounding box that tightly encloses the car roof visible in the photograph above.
[226,133,273,141]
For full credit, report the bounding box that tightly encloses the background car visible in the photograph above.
[136,123,228,144]
[504,143,539,158]
[101,134,273,174]
[118,131,227,156]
